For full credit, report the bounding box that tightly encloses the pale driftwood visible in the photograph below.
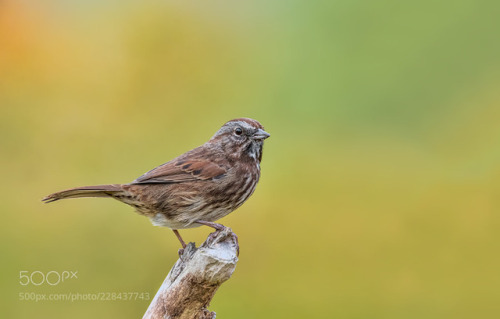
[143,228,239,319]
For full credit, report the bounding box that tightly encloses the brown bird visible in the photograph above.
[43,118,270,249]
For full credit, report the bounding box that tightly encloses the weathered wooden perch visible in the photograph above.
[143,228,239,319]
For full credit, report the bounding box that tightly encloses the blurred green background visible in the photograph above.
[1,0,500,318]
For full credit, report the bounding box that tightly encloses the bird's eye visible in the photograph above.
[234,127,243,136]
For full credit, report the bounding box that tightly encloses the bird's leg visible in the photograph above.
[196,220,226,232]
[172,229,187,248]
[196,220,239,255]
[172,229,187,257]
[195,220,227,240]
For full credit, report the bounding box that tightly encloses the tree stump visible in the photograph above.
[143,228,239,319]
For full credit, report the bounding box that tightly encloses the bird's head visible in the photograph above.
[211,118,270,162]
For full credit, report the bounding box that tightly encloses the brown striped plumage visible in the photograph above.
[42,118,270,249]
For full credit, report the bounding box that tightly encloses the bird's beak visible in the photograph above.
[251,129,270,140]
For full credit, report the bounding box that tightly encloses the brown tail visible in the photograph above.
[42,184,123,203]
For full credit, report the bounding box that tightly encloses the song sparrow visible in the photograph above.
[43,118,270,249]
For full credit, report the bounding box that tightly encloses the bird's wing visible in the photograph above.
[131,154,227,185]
